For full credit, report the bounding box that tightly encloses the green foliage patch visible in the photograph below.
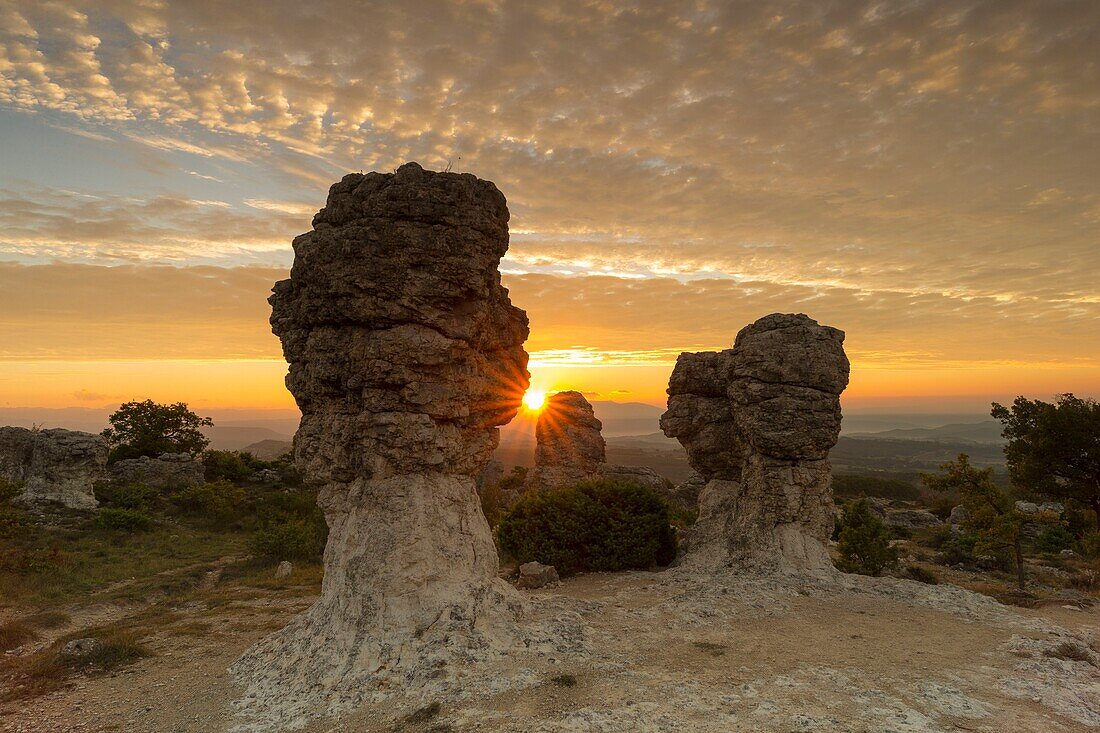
[835,497,899,576]
[93,508,153,533]
[497,479,677,576]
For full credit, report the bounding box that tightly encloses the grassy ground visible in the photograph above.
[1,517,251,607]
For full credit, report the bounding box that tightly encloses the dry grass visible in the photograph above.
[0,620,36,652]
[692,641,727,657]
[1044,641,1096,665]
[0,628,149,702]
[23,610,71,629]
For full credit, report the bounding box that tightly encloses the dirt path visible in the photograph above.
[2,571,1098,733]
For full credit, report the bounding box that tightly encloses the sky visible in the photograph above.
[1,0,1098,418]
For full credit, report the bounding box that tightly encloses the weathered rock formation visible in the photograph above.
[597,463,667,494]
[667,470,706,510]
[0,427,106,509]
[109,452,204,488]
[525,391,606,490]
[523,391,668,500]
[660,313,849,573]
[233,163,531,723]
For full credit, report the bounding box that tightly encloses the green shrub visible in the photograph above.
[1079,531,1100,559]
[1033,525,1075,555]
[0,478,24,539]
[938,532,978,565]
[832,474,922,501]
[249,520,325,562]
[94,482,159,511]
[920,524,954,550]
[901,564,939,584]
[480,466,527,529]
[93,508,153,532]
[203,450,263,483]
[496,479,677,576]
[170,480,249,526]
[835,497,899,576]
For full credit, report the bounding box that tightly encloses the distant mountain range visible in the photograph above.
[846,420,1004,444]
[1,402,1009,481]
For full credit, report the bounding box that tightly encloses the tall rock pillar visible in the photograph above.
[233,163,530,722]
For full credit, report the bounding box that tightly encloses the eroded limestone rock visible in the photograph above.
[597,463,667,495]
[660,313,849,573]
[232,162,532,725]
[0,427,106,510]
[109,452,203,489]
[525,391,606,491]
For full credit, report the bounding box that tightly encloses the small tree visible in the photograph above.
[992,394,1100,529]
[922,454,1036,589]
[835,497,898,576]
[102,400,213,462]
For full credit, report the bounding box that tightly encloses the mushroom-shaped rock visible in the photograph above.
[660,313,849,573]
[232,163,531,725]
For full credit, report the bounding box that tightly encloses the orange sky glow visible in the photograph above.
[0,1,1098,416]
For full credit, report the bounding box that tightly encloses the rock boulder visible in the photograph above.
[109,452,204,489]
[0,427,106,510]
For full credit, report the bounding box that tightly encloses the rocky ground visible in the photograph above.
[2,565,1097,733]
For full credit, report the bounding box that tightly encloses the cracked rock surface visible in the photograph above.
[660,313,849,573]
[0,426,106,510]
[525,391,606,491]
[231,162,536,730]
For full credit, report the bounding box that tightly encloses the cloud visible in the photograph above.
[0,0,1098,406]
[0,0,1096,305]
[3,262,1097,371]
[0,186,310,263]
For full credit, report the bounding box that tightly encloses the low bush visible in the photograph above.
[203,450,264,483]
[94,482,159,512]
[170,480,249,527]
[93,508,153,533]
[938,533,978,566]
[901,564,939,585]
[832,474,922,501]
[496,479,677,576]
[1033,525,1075,555]
[1080,531,1100,559]
[0,620,36,652]
[480,466,527,529]
[0,478,24,539]
[0,629,148,702]
[920,524,954,550]
[835,497,899,576]
[249,519,325,563]
[926,493,960,520]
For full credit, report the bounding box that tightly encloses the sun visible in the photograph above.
[522,389,547,412]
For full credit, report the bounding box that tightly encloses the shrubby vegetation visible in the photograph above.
[496,479,677,575]
[101,400,212,462]
[835,497,898,576]
[480,466,527,529]
[922,454,1042,589]
[93,508,153,533]
[832,474,921,501]
[993,394,1100,529]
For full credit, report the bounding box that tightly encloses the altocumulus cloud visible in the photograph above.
[0,0,1098,384]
